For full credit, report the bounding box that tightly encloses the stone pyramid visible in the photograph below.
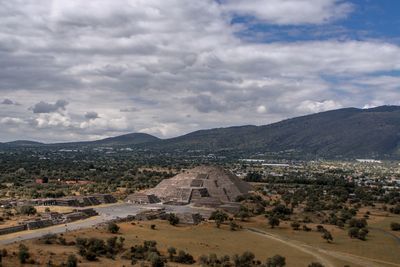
[145,165,252,205]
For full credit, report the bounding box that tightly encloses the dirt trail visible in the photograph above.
[246,228,400,267]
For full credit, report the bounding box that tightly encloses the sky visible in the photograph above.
[1,0,400,142]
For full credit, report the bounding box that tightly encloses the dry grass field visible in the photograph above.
[0,209,398,267]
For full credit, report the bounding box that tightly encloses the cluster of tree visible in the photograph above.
[199,251,287,267]
[347,218,369,241]
[18,205,37,216]
[107,222,120,233]
[210,210,229,228]
[122,240,194,267]
[167,213,180,226]
[390,222,400,231]
[76,236,125,261]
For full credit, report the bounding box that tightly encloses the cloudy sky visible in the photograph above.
[1,0,400,142]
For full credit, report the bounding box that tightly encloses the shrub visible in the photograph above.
[390,222,400,231]
[266,254,286,267]
[308,262,324,267]
[167,213,179,226]
[107,222,120,234]
[66,254,78,267]
[18,244,30,264]
[290,221,300,230]
[19,206,37,215]
[210,210,229,228]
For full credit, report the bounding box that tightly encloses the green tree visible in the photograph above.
[266,254,286,267]
[308,262,324,267]
[107,222,120,234]
[18,244,30,264]
[66,254,78,267]
[167,247,176,260]
[322,230,333,243]
[210,210,229,228]
[167,213,179,226]
[268,215,280,229]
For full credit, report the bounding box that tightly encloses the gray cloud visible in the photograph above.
[1,99,19,105]
[84,111,99,120]
[0,1,399,142]
[31,100,69,114]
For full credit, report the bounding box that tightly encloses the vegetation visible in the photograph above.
[107,222,120,234]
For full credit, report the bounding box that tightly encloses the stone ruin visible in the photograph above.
[130,166,252,207]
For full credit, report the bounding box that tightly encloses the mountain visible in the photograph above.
[146,106,400,158]
[62,133,160,146]
[2,105,400,158]
[3,140,44,147]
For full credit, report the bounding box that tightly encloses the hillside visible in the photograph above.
[2,106,400,158]
[147,106,400,158]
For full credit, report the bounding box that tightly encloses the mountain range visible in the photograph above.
[2,105,400,159]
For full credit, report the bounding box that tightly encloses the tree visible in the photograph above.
[167,247,176,260]
[148,252,165,267]
[391,222,400,231]
[322,230,333,243]
[266,254,286,267]
[66,254,78,267]
[233,251,255,267]
[290,221,300,230]
[348,227,359,238]
[308,262,324,267]
[167,213,179,226]
[210,210,229,228]
[107,222,120,234]
[358,228,368,241]
[18,244,30,264]
[19,205,37,215]
[268,215,280,229]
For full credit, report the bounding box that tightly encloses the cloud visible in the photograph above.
[1,99,19,105]
[0,0,399,142]
[84,111,99,120]
[31,100,69,114]
[221,0,353,25]
[183,94,228,113]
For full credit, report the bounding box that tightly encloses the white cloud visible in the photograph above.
[220,0,353,25]
[257,105,267,113]
[0,0,399,142]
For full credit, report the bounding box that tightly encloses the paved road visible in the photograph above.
[0,203,213,245]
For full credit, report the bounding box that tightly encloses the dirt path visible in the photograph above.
[246,228,400,267]
[246,228,335,267]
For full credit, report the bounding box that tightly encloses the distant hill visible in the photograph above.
[2,106,400,159]
[3,140,44,147]
[63,133,160,146]
[145,106,400,158]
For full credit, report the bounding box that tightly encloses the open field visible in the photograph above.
[246,210,400,267]
[0,219,375,267]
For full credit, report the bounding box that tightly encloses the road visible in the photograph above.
[0,203,213,245]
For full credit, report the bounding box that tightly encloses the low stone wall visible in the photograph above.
[0,224,27,235]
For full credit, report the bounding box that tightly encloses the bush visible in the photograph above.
[233,251,255,267]
[18,244,30,264]
[148,252,165,267]
[390,222,400,231]
[266,254,286,267]
[167,213,179,226]
[290,221,300,230]
[66,254,78,267]
[308,262,324,267]
[268,215,280,228]
[175,250,195,264]
[19,205,37,215]
[209,210,229,228]
[107,222,120,234]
